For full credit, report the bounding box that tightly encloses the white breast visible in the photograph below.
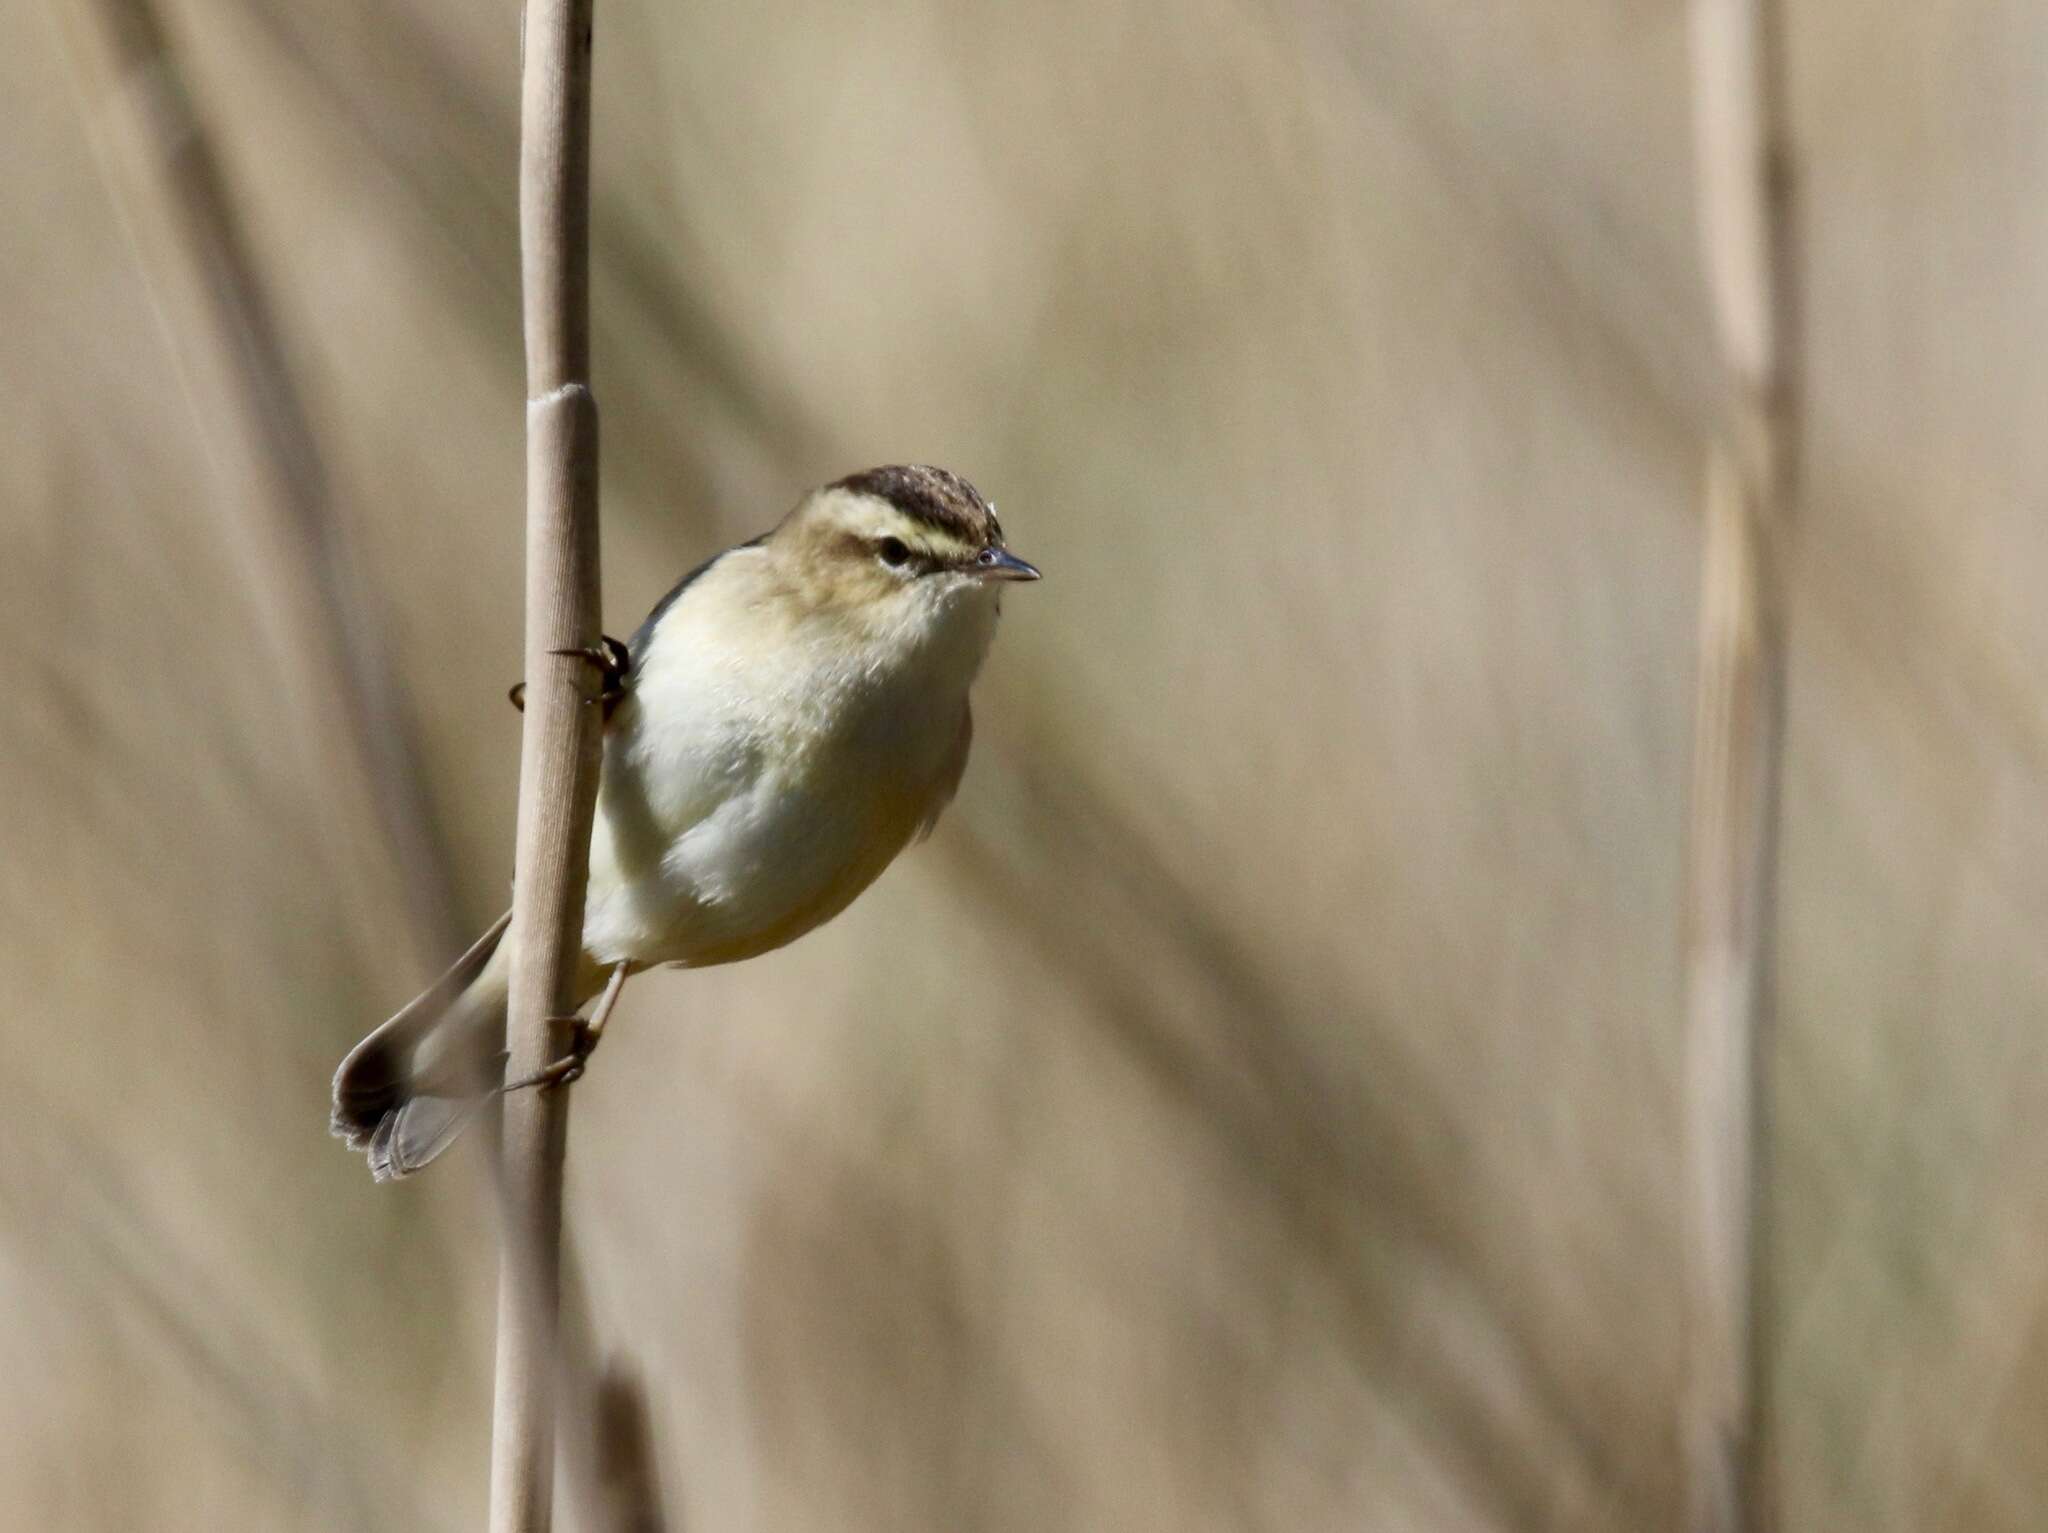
[579,548,995,968]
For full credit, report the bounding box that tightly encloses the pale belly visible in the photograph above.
[578,674,965,969]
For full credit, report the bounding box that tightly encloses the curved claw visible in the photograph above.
[502,1017,592,1095]
[509,634,631,719]
[497,963,631,1096]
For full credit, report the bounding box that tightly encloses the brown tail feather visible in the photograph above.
[331,911,512,1179]
[365,1076,504,1180]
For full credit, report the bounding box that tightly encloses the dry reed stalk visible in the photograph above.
[1682,0,1797,1529]
[44,0,461,971]
[582,1364,669,1533]
[488,0,603,1528]
[556,1239,672,1532]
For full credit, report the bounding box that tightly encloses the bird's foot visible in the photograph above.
[555,635,632,713]
[497,962,630,1096]
[501,1017,597,1095]
[509,634,631,718]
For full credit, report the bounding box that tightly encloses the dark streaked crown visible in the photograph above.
[830,464,1003,547]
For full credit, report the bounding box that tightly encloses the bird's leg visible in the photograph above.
[509,634,631,718]
[501,962,631,1094]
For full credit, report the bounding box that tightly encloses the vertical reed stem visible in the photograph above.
[1682,0,1796,1529]
[489,0,602,1528]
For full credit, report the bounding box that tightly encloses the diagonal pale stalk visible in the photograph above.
[490,0,604,1529]
[44,0,462,974]
[1681,0,1798,1529]
[1683,437,1785,1533]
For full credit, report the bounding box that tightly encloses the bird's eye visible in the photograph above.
[976,548,997,566]
[877,537,911,567]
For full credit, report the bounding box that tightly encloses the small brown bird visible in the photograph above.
[333,465,1038,1179]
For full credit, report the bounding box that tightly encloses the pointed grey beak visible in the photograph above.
[973,546,1041,582]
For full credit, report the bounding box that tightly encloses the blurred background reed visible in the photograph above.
[9,1,2048,1528]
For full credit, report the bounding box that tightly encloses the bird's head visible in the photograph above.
[772,464,1040,641]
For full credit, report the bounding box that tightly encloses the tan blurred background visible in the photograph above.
[7,0,2048,1527]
